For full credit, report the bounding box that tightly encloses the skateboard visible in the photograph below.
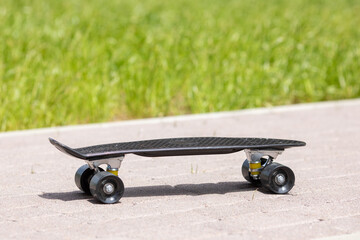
[49,137,306,204]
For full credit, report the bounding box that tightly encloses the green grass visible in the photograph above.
[1,0,359,131]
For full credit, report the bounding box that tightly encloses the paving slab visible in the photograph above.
[0,99,360,239]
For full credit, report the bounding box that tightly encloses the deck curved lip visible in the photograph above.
[49,137,306,161]
[49,138,87,160]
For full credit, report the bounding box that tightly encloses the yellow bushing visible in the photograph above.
[107,169,119,176]
[250,161,261,176]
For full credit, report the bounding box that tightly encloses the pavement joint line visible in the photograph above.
[0,205,39,212]
[195,203,305,215]
[253,218,338,231]
[313,232,360,240]
[294,183,360,194]
[326,213,360,221]
[101,204,288,224]
[193,215,332,231]
[67,198,289,222]
[337,198,360,203]
[304,173,360,180]
[5,213,64,221]
[194,210,316,226]
[0,98,359,138]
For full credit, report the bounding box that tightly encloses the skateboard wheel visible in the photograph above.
[75,165,104,195]
[89,172,125,204]
[260,162,295,194]
[241,160,261,185]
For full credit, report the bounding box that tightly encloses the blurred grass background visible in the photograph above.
[0,0,359,131]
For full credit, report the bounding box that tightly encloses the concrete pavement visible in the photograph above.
[0,99,360,239]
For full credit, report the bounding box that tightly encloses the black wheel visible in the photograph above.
[260,162,295,194]
[89,172,125,204]
[75,165,104,195]
[241,159,261,185]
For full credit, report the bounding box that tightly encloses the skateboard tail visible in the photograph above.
[49,138,87,160]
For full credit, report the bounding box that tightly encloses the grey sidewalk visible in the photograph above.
[1,99,360,239]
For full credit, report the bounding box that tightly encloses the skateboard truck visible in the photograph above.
[244,149,282,179]
[86,156,124,176]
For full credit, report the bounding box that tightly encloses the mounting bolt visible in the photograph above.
[103,183,115,194]
[274,173,286,185]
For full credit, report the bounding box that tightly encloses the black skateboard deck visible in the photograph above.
[49,137,305,160]
[49,136,306,203]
